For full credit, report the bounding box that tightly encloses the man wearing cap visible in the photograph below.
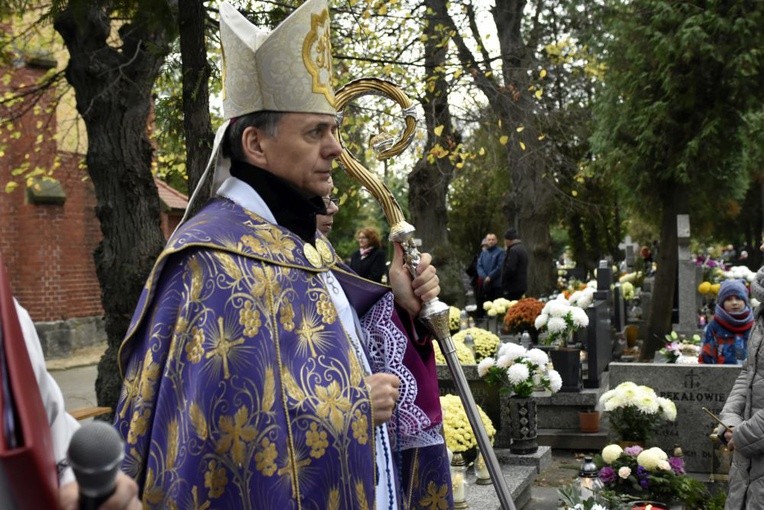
[113,2,451,509]
[501,228,529,300]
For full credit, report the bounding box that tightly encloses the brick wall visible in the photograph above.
[1,63,103,322]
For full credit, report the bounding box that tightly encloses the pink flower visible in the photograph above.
[624,445,643,456]
[618,466,631,479]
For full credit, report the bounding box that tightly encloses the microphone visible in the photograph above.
[67,421,125,510]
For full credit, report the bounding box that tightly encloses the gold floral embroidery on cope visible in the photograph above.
[315,381,352,433]
[204,459,228,499]
[302,9,335,106]
[186,327,205,363]
[316,293,337,324]
[239,301,262,337]
[306,422,329,458]
[216,406,257,464]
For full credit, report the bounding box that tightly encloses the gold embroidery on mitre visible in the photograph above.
[315,238,334,264]
[304,243,323,268]
[302,9,335,106]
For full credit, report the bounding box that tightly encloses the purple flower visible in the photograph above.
[599,466,617,484]
[636,466,649,489]
[669,456,685,475]
[624,445,643,456]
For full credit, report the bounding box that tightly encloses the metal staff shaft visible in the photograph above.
[335,78,515,510]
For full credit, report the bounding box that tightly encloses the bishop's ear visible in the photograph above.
[240,126,268,167]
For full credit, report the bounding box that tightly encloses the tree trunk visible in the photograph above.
[409,0,456,245]
[178,0,213,205]
[54,5,172,412]
[642,195,680,360]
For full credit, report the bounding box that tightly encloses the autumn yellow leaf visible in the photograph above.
[516,126,524,132]
[540,69,547,78]
[499,135,509,145]
[478,147,486,156]
[454,69,463,79]
[5,181,18,193]
[434,125,444,136]
[572,190,578,197]
[535,89,543,99]
[519,141,526,150]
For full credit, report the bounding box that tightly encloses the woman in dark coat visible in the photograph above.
[350,226,388,283]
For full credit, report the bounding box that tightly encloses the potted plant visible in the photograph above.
[534,295,590,391]
[477,343,563,454]
[600,382,677,444]
[502,297,545,338]
[594,444,709,508]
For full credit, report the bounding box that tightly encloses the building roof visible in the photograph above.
[154,177,188,211]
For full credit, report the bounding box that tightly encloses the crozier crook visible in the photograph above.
[335,78,516,510]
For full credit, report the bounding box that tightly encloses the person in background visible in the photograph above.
[316,177,338,235]
[699,279,754,364]
[349,226,388,283]
[501,228,529,300]
[466,238,487,315]
[2,297,139,510]
[114,2,450,508]
[477,232,505,303]
[716,267,764,508]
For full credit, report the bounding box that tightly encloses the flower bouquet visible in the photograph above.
[534,295,589,346]
[595,444,708,508]
[502,297,545,335]
[439,394,495,453]
[599,382,676,443]
[477,342,562,398]
[658,331,700,364]
[453,327,500,362]
[483,297,512,318]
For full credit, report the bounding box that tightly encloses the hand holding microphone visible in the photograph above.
[60,421,139,510]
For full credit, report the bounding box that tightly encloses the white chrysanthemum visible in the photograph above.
[602,444,623,463]
[477,357,495,377]
[637,449,661,470]
[548,370,562,393]
[487,308,497,317]
[498,342,526,359]
[534,313,549,329]
[634,394,660,415]
[577,288,595,308]
[647,447,667,461]
[546,316,568,334]
[599,389,616,404]
[496,354,514,369]
[618,466,631,479]
[483,301,493,311]
[545,299,569,317]
[525,348,549,367]
[568,290,583,304]
[602,394,625,412]
[657,459,671,471]
[507,363,530,385]
[658,397,677,421]
[570,306,590,328]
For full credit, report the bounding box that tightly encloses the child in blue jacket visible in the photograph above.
[700,279,754,364]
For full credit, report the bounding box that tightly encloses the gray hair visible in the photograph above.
[222,111,283,162]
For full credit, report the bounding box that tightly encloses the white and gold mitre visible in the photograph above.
[219,0,336,118]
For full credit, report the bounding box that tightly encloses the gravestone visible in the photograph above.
[609,363,741,473]
[612,284,626,333]
[582,301,611,389]
[676,214,699,332]
[618,235,638,270]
